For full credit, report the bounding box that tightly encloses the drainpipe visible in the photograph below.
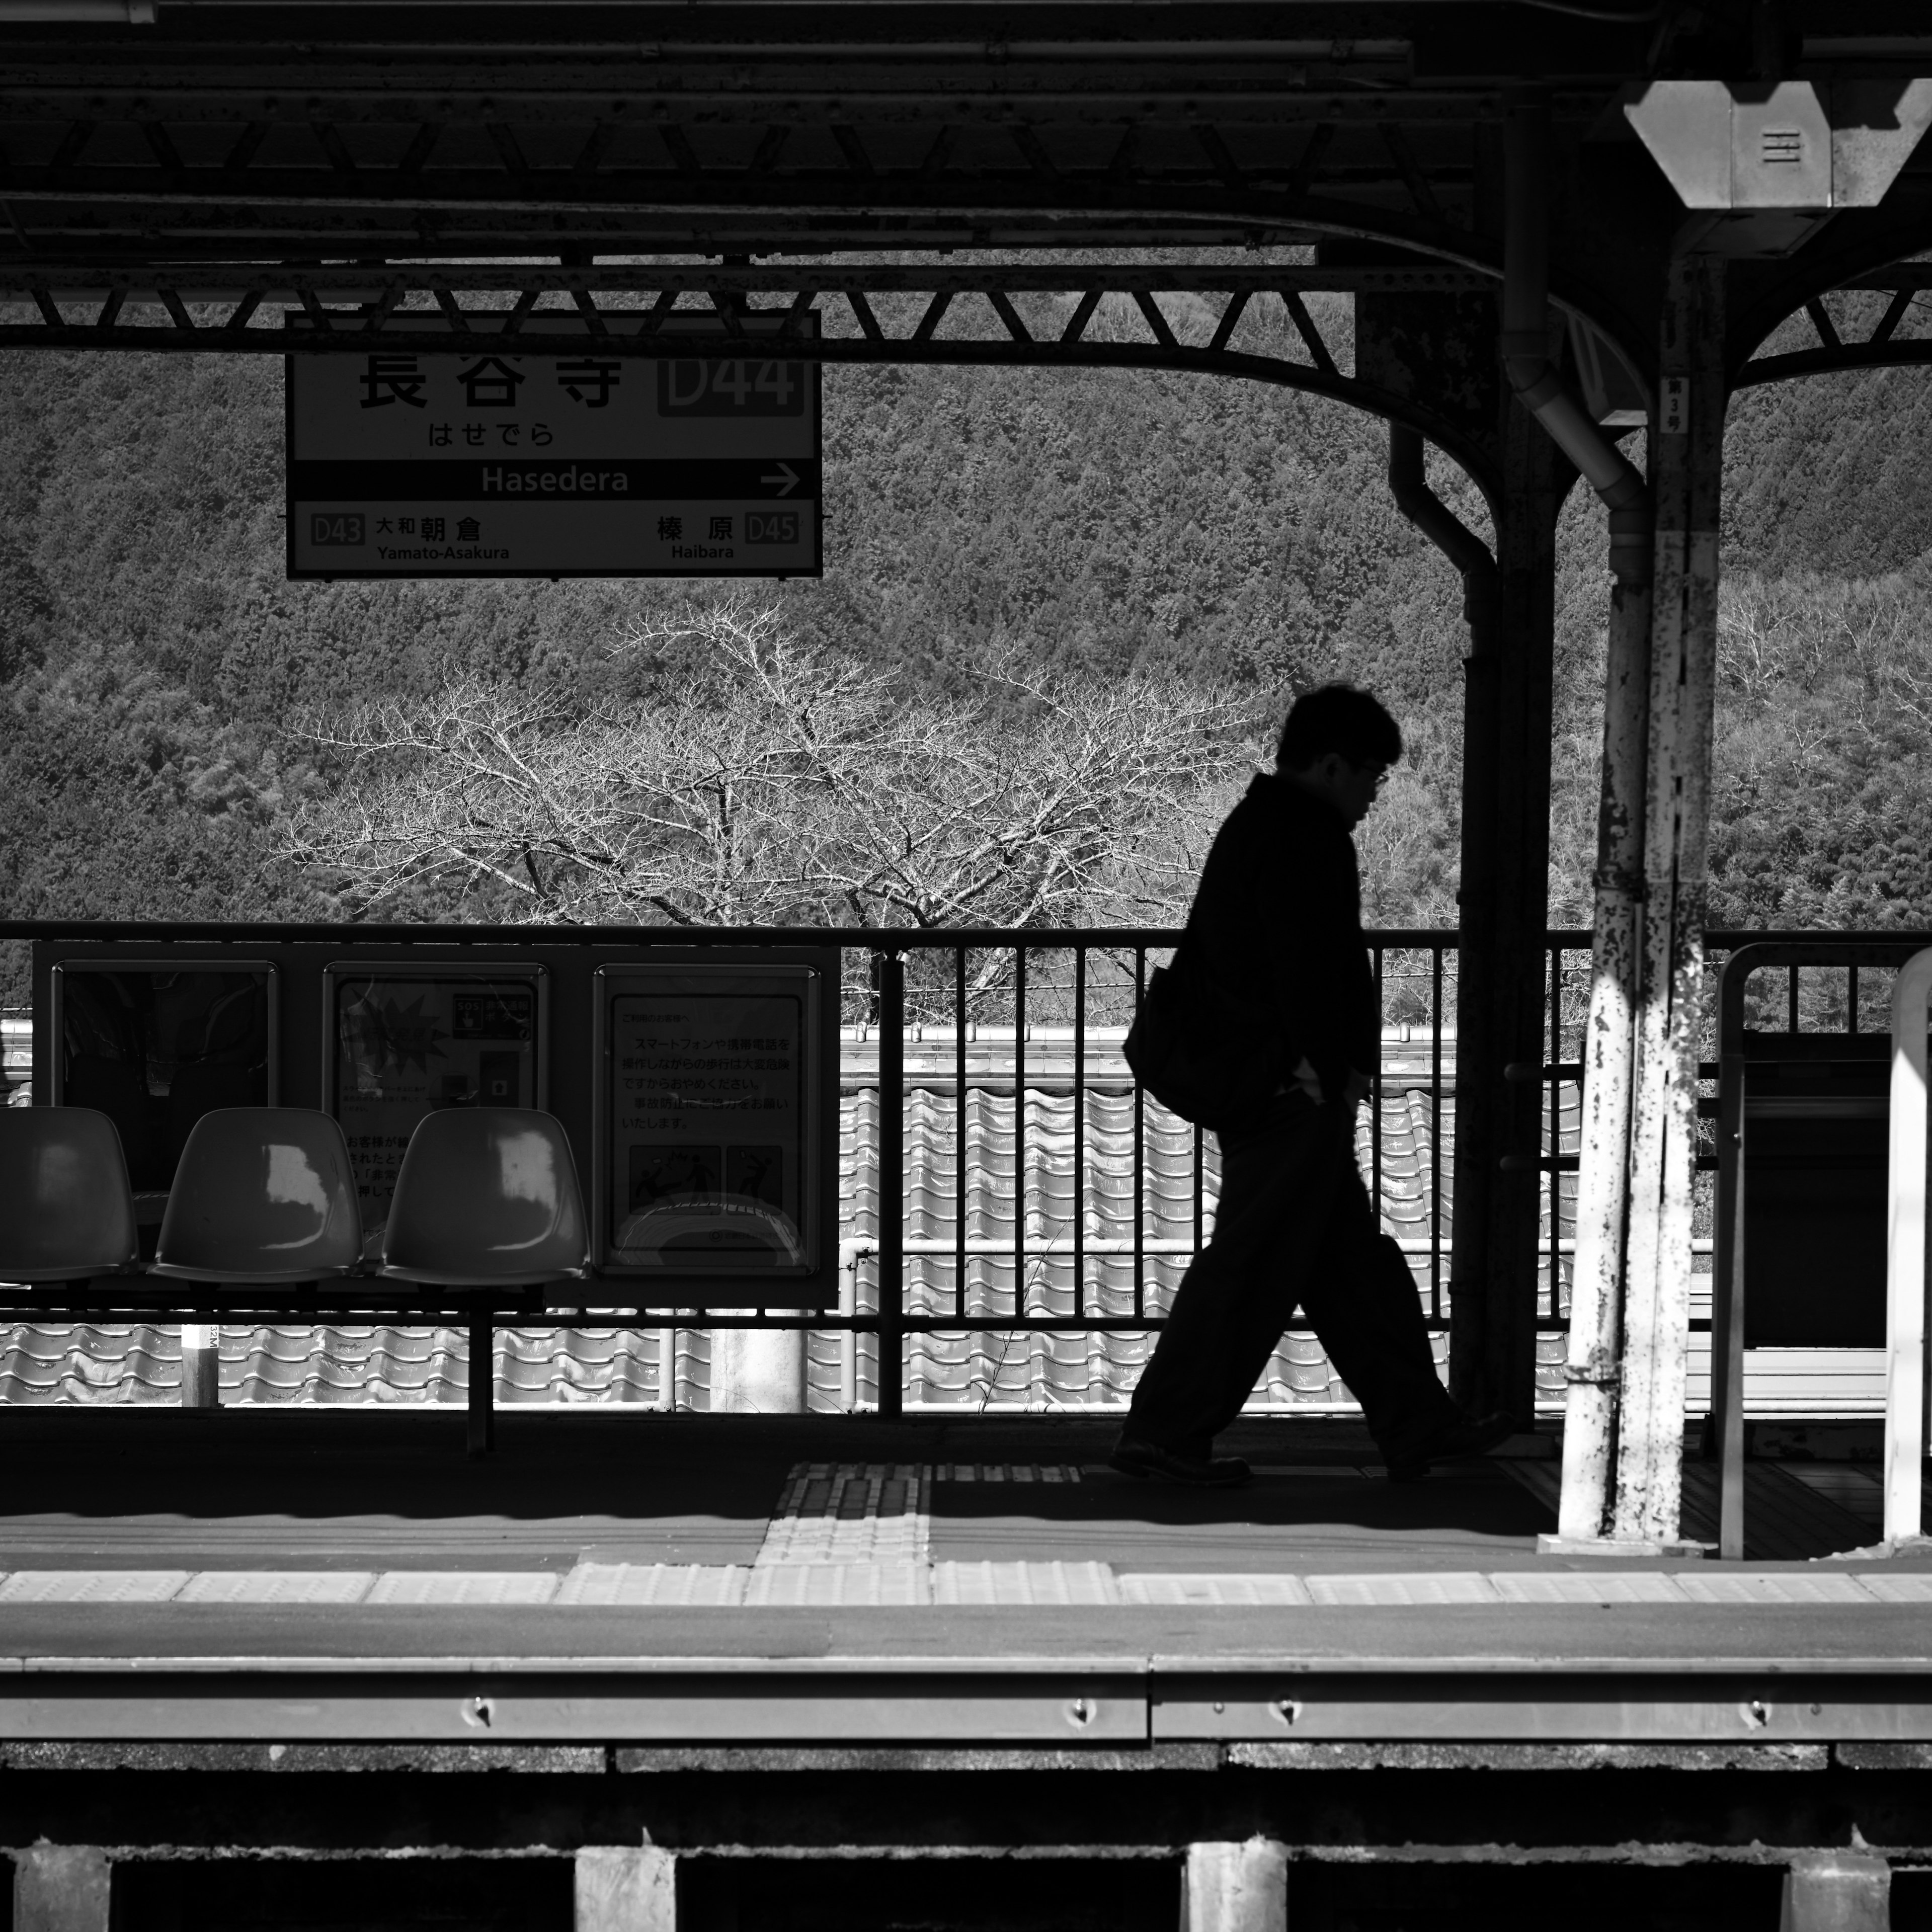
[1388,424,1501,1375]
[1501,95,1655,1545]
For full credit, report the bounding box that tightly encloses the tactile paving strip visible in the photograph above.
[555,1563,749,1608]
[0,1570,189,1605]
[1489,1572,1686,1605]
[363,1572,560,1608]
[1839,1573,1932,1603]
[175,1572,376,1606]
[742,1562,931,1607]
[0,1565,1924,1608]
[1672,1572,1879,1605]
[933,1466,1083,1483]
[1118,1574,1314,1607]
[1307,1573,1503,1606]
[932,1562,1119,1605]
[757,1463,929,1566]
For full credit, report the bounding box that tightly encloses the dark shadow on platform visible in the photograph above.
[931,1461,1557,1573]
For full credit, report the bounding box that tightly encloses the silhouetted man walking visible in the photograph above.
[1113,685,1514,1487]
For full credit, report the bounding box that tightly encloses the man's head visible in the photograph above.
[1275,685,1401,829]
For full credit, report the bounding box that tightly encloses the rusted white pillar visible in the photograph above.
[1611,250,1726,1548]
[576,1845,676,1931]
[1182,1839,1288,1932]
[14,1846,111,1932]
[1555,561,1653,1540]
[1780,1848,1890,1932]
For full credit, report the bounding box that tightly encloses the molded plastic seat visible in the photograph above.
[150,1108,362,1283]
[0,1107,139,1282]
[380,1108,588,1287]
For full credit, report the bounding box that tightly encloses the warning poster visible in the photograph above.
[331,973,540,1238]
[607,990,806,1270]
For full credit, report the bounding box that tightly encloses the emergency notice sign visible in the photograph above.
[285,316,821,580]
[591,958,836,1304]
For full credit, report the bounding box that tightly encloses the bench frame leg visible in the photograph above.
[468,1320,494,1456]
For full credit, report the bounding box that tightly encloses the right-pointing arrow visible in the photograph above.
[760,461,800,498]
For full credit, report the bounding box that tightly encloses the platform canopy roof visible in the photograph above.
[0,1,1928,390]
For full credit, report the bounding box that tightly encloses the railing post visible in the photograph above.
[1885,949,1932,1547]
[876,945,905,1421]
[467,1318,494,1455]
[1714,995,1749,1562]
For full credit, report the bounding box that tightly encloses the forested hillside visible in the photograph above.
[1,292,1929,1004]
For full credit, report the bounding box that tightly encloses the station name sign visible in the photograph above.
[285,316,822,581]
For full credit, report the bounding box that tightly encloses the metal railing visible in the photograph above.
[6,920,1901,1414]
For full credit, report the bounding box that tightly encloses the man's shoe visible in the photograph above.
[1110,1437,1252,1488]
[1383,1410,1517,1484]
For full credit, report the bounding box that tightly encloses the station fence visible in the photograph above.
[0,924,1911,1414]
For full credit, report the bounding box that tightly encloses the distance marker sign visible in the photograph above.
[286,316,821,580]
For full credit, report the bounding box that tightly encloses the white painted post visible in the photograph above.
[1885,949,1932,1547]
[654,1326,679,1411]
[837,1241,861,1413]
[14,1846,112,1932]
[575,1846,676,1932]
[181,1323,220,1408]
[1181,1839,1288,1932]
[709,1328,806,1413]
[1780,1848,1890,1932]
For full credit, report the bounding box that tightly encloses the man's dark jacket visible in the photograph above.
[1180,771,1377,1106]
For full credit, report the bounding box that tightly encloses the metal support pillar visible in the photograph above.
[1386,423,1507,1411]
[1611,250,1726,1547]
[1779,1850,1890,1932]
[1451,395,1561,1420]
[1182,1839,1288,1932]
[14,1847,111,1932]
[576,1847,677,1932]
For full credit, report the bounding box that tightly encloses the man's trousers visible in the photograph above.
[1123,1089,1459,1463]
